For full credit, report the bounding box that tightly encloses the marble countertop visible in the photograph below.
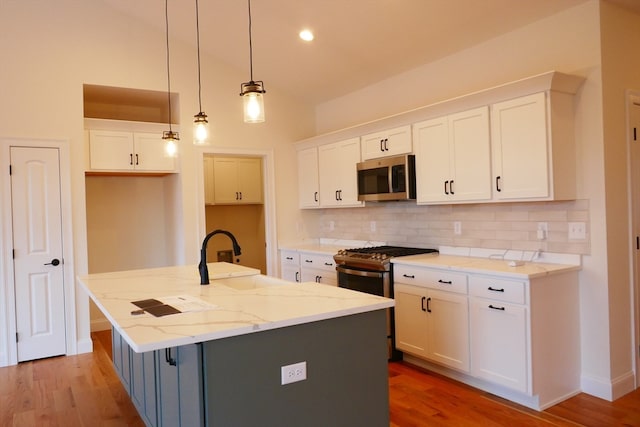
[392,253,580,279]
[77,263,393,353]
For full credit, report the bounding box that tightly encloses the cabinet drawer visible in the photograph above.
[280,250,299,266]
[469,276,526,304]
[300,253,336,272]
[394,265,467,294]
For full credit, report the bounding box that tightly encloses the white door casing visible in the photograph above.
[628,91,640,388]
[10,146,67,361]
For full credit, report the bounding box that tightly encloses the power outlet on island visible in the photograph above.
[281,361,307,385]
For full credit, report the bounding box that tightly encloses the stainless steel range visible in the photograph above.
[334,246,438,360]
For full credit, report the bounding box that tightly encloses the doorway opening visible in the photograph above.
[199,149,277,276]
[203,154,266,273]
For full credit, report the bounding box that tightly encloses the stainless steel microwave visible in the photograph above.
[357,154,416,202]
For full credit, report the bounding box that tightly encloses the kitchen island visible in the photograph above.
[77,263,393,427]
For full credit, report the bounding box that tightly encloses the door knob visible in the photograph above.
[44,258,60,266]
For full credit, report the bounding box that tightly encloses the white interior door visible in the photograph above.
[10,146,66,362]
[630,94,640,387]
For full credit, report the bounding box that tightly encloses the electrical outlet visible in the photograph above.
[537,222,548,240]
[281,361,307,385]
[329,220,335,231]
[453,221,462,235]
[370,221,376,232]
[568,222,586,240]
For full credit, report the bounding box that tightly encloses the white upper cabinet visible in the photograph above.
[361,125,412,160]
[297,147,320,208]
[88,130,176,172]
[318,138,363,207]
[414,107,491,204]
[209,157,263,204]
[491,91,576,201]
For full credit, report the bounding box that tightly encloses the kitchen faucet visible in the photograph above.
[198,229,242,285]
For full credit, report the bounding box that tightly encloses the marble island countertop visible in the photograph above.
[77,263,393,353]
[392,253,580,278]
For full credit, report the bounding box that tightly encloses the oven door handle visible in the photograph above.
[336,266,386,279]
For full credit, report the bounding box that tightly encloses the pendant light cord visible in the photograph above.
[165,0,173,132]
[196,0,203,112]
[248,0,254,82]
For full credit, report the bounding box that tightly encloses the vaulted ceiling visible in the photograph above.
[98,0,638,106]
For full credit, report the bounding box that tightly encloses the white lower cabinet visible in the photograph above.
[394,265,469,372]
[393,262,580,410]
[279,249,337,286]
[300,252,338,286]
[469,298,527,393]
[280,250,300,283]
[395,283,469,372]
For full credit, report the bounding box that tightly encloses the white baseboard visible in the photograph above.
[76,337,93,355]
[581,370,636,401]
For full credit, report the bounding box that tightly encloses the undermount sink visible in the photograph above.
[214,274,291,291]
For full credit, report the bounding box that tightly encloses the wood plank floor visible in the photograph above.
[0,331,639,426]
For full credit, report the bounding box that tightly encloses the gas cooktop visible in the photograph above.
[334,246,438,271]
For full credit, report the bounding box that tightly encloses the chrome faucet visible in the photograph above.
[198,229,242,285]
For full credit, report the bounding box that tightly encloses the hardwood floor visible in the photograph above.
[1,331,639,426]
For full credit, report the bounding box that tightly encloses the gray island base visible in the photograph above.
[113,310,389,427]
[80,263,394,427]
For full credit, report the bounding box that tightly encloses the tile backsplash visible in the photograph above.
[301,199,590,255]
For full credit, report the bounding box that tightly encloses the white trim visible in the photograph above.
[196,146,278,276]
[626,89,640,390]
[0,138,78,367]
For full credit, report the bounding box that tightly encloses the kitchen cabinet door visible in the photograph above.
[491,92,549,200]
[111,327,132,392]
[280,250,300,283]
[395,282,469,372]
[89,130,176,172]
[130,350,158,427]
[297,147,320,208]
[425,289,469,372]
[414,107,491,204]
[133,132,176,172]
[203,156,215,205]
[89,130,135,170]
[361,125,411,160]
[156,345,204,427]
[470,298,527,393]
[394,283,429,358]
[318,137,363,207]
[211,157,262,204]
[299,252,338,285]
[491,91,577,201]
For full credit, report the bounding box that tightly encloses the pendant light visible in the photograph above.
[239,0,266,123]
[193,0,209,145]
[162,0,179,157]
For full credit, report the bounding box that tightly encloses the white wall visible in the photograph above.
[0,0,314,362]
[311,0,636,400]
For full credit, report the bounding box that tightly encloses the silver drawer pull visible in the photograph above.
[488,286,505,292]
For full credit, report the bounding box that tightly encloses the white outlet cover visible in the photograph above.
[281,361,307,385]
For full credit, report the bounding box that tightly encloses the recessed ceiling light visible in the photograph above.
[299,29,314,41]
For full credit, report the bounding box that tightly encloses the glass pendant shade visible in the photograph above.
[163,130,179,157]
[193,112,209,145]
[241,81,265,123]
